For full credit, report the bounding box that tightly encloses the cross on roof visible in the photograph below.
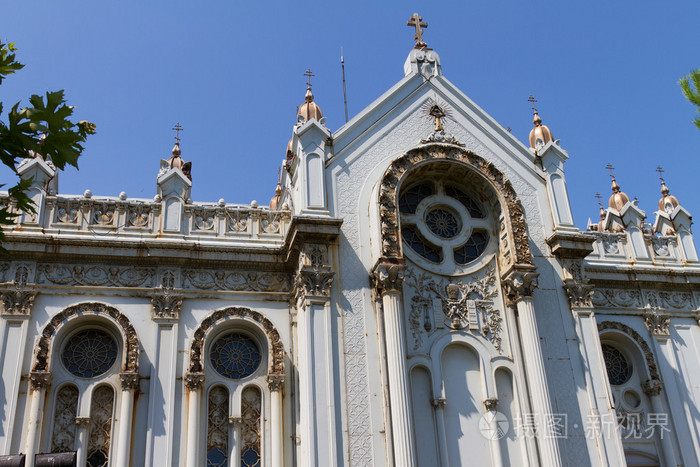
[656,165,665,183]
[172,122,183,143]
[528,95,538,113]
[304,69,315,89]
[605,163,616,179]
[407,13,428,48]
[595,192,603,208]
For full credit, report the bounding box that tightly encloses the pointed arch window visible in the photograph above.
[87,385,115,467]
[51,385,79,453]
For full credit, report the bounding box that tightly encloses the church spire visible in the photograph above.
[297,69,323,122]
[528,95,554,151]
[606,163,629,211]
[656,165,680,213]
[165,122,192,181]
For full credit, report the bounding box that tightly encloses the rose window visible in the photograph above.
[62,329,118,378]
[399,180,490,270]
[210,333,262,380]
[602,344,632,386]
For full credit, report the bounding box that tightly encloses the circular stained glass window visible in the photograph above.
[602,344,632,386]
[62,329,118,378]
[210,333,262,380]
[425,208,460,238]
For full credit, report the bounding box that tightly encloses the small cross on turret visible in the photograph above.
[172,122,183,143]
[528,95,538,113]
[304,69,315,89]
[407,13,428,48]
[656,165,665,183]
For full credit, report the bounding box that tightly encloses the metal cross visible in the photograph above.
[656,165,665,183]
[528,95,538,113]
[304,69,314,89]
[172,123,183,143]
[594,192,603,208]
[407,13,428,47]
[605,163,615,179]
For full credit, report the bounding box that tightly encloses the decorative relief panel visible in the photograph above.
[649,235,677,259]
[37,264,155,288]
[591,287,695,312]
[182,270,290,293]
[404,264,503,352]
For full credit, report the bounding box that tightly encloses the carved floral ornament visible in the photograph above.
[32,302,140,376]
[186,307,285,391]
[377,145,533,271]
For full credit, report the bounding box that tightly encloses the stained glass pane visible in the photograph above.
[241,387,261,467]
[454,231,488,265]
[87,385,114,467]
[401,226,442,263]
[207,386,229,467]
[602,344,633,386]
[51,385,78,453]
[210,334,261,380]
[445,186,485,218]
[62,329,118,378]
[425,208,460,238]
[399,183,434,214]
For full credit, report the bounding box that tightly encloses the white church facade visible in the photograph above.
[1,15,699,467]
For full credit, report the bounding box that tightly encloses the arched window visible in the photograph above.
[600,334,662,466]
[205,329,266,467]
[46,324,122,465]
[396,163,496,275]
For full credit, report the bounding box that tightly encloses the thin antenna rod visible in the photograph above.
[341,47,348,123]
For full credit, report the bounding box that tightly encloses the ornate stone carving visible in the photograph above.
[377,145,533,270]
[502,270,538,304]
[182,269,290,292]
[591,288,642,308]
[404,265,503,352]
[120,372,140,390]
[642,379,663,396]
[74,417,91,426]
[267,374,285,392]
[29,371,51,390]
[564,281,595,309]
[184,372,205,391]
[37,264,155,288]
[644,309,670,336]
[650,235,676,258]
[371,263,405,296]
[598,321,660,381]
[151,291,183,320]
[0,288,36,316]
[484,398,499,411]
[188,307,285,377]
[294,269,334,300]
[32,302,140,374]
[430,398,446,408]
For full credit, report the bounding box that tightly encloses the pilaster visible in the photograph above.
[371,260,416,467]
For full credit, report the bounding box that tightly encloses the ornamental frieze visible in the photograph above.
[182,269,290,293]
[37,264,156,288]
[591,287,695,311]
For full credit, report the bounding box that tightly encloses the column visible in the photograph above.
[0,285,36,455]
[372,263,416,467]
[294,243,337,466]
[484,399,504,467]
[24,372,50,467]
[184,373,205,467]
[268,374,285,467]
[643,311,683,466]
[75,416,91,467]
[116,373,139,467]
[145,290,183,466]
[503,270,562,466]
[431,398,448,467]
[229,416,242,467]
[565,280,626,466]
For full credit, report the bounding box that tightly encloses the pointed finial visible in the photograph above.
[528,95,553,150]
[407,13,428,48]
[595,192,603,209]
[172,122,183,143]
[605,163,630,210]
[605,163,618,190]
[304,69,314,90]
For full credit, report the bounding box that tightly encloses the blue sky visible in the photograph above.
[2,1,699,229]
